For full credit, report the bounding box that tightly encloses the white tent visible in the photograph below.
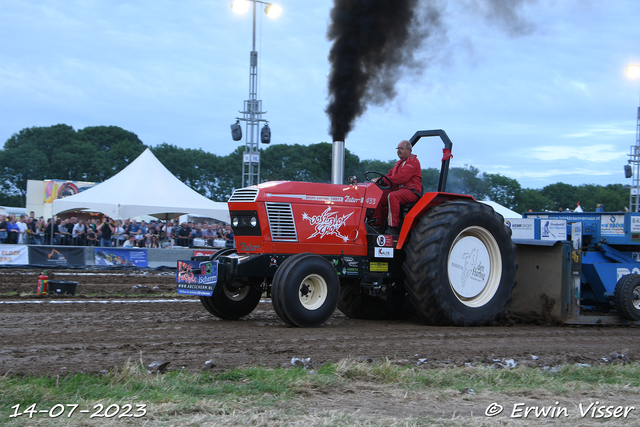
[52,148,230,223]
[480,200,521,219]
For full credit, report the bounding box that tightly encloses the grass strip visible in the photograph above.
[1,358,639,426]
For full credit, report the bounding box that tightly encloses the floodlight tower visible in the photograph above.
[627,65,640,212]
[230,0,281,187]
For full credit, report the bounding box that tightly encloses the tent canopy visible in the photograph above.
[52,148,230,223]
[480,200,521,219]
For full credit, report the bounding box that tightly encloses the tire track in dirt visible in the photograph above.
[1,298,639,375]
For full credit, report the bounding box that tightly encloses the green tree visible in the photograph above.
[513,188,553,213]
[0,124,146,205]
[422,167,440,192]
[484,173,522,209]
[447,165,487,200]
[540,183,578,211]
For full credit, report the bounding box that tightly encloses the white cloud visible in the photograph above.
[531,145,626,162]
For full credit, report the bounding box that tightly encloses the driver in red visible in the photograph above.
[371,140,421,235]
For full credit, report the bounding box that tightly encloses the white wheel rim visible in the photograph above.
[298,274,328,310]
[223,283,250,301]
[633,286,640,310]
[447,226,502,308]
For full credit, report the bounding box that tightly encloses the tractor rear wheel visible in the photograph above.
[614,274,640,321]
[403,200,516,326]
[199,249,263,320]
[271,253,339,327]
[338,282,412,320]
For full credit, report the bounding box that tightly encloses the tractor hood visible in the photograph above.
[229,181,382,209]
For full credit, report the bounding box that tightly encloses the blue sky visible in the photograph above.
[1,0,639,190]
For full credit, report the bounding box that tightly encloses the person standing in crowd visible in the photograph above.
[26,216,37,244]
[148,235,160,248]
[224,225,234,248]
[134,229,145,247]
[202,223,214,246]
[17,215,28,244]
[161,220,172,245]
[122,218,131,236]
[99,217,115,247]
[122,236,136,248]
[0,214,8,244]
[57,219,71,245]
[148,221,158,235]
[44,218,55,245]
[65,217,76,243]
[33,218,45,245]
[72,219,87,246]
[7,215,19,244]
[129,219,139,235]
[86,224,98,246]
[176,222,191,247]
[190,224,203,247]
[114,220,126,246]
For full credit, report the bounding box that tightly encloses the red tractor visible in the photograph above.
[176,130,516,327]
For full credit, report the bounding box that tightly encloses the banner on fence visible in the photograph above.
[0,245,29,265]
[29,246,85,267]
[94,248,148,267]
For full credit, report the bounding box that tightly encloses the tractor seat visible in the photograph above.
[400,184,424,219]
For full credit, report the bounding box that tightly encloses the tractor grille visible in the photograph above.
[265,202,298,242]
[228,187,259,202]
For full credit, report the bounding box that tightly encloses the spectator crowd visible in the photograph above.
[0,212,234,249]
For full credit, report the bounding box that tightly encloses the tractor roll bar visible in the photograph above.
[408,129,452,192]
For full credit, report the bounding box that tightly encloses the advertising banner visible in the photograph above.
[44,180,97,203]
[94,248,149,267]
[0,245,29,265]
[193,249,216,258]
[505,219,535,240]
[541,219,567,241]
[29,246,85,266]
[176,260,217,296]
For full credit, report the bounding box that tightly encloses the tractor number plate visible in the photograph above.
[176,260,217,296]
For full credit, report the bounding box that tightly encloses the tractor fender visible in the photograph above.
[396,192,476,249]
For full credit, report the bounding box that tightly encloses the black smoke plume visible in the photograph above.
[325,0,536,142]
[326,0,442,142]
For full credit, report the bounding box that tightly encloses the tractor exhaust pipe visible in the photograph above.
[331,140,345,184]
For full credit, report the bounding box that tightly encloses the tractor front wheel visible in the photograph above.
[403,200,516,326]
[271,253,339,327]
[199,249,262,320]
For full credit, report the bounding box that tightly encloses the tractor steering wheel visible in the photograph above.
[365,171,393,190]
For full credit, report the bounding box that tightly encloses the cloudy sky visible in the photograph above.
[2,0,639,190]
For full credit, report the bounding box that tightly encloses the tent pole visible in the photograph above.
[116,204,120,247]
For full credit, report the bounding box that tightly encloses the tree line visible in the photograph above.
[0,124,629,213]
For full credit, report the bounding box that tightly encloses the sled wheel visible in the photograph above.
[337,281,413,320]
[614,274,640,321]
[271,253,339,327]
[403,200,516,326]
[199,249,262,320]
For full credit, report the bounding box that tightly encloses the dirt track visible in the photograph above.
[1,269,639,376]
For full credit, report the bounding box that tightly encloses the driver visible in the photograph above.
[371,140,421,235]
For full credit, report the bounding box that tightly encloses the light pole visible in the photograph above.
[627,65,640,212]
[231,0,281,188]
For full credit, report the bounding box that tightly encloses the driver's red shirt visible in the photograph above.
[388,154,421,193]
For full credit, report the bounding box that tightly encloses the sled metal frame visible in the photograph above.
[508,240,640,325]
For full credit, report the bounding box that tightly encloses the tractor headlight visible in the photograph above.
[229,210,261,236]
